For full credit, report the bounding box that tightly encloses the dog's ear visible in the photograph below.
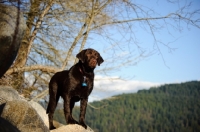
[97,55,104,66]
[76,49,87,63]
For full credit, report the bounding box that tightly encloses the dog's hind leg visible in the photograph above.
[47,82,60,130]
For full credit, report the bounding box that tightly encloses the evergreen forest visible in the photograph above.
[54,81,200,132]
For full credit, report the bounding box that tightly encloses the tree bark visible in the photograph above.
[8,0,55,90]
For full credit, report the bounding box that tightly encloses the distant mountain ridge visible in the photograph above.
[54,81,200,132]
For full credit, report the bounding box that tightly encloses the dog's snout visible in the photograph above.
[89,58,97,68]
[92,59,97,63]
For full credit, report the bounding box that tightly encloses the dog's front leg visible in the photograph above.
[63,95,73,124]
[79,98,88,129]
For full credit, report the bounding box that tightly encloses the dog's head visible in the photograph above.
[76,48,104,69]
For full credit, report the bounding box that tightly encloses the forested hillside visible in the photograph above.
[54,81,200,132]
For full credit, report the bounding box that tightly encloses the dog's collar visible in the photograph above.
[79,66,84,75]
[79,66,87,87]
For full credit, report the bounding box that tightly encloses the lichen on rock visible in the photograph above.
[1,100,49,132]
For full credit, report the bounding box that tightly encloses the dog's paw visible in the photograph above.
[49,125,56,130]
[79,121,87,129]
[68,119,79,124]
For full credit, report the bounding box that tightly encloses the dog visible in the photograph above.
[46,48,104,130]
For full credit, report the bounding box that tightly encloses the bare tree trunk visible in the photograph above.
[13,0,41,68]
[8,0,41,91]
[9,0,55,91]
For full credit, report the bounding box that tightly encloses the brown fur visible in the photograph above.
[46,48,103,130]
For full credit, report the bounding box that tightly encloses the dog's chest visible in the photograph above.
[77,76,93,90]
[66,75,93,97]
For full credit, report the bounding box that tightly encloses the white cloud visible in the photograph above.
[89,76,160,102]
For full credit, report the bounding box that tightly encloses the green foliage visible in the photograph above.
[54,81,200,132]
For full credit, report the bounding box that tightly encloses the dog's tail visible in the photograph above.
[46,106,49,114]
[46,103,50,114]
[46,94,60,114]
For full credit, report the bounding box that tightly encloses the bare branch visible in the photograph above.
[31,89,49,102]
[74,0,96,64]
[91,12,200,30]
[27,0,55,56]
[61,22,86,70]
[88,102,108,109]
[6,65,60,74]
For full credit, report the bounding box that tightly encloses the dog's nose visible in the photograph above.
[90,59,97,67]
[92,59,97,63]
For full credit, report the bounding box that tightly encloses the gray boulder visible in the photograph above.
[0,4,26,77]
[29,100,51,128]
[0,86,49,132]
[50,124,94,132]
[0,99,49,132]
[0,86,22,104]
[28,100,64,129]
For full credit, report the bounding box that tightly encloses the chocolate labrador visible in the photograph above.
[46,48,104,130]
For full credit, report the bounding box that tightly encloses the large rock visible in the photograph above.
[0,100,49,132]
[50,124,94,132]
[29,100,50,127]
[0,4,26,77]
[0,86,49,132]
[28,100,64,129]
[0,86,22,104]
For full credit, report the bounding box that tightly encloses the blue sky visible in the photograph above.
[122,0,200,83]
[126,25,200,83]
[91,0,200,83]
[85,0,200,101]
